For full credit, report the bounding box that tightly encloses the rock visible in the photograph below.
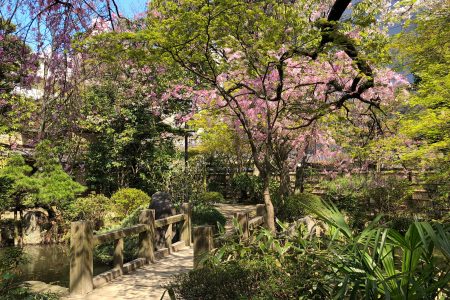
[22,281,69,297]
[149,192,177,249]
[149,192,176,218]
[22,211,48,244]
[0,219,17,246]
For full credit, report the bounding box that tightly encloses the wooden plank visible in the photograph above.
[154,214,185,228]
[93,224,147,246]
[70,221,93,295]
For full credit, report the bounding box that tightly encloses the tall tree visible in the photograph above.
[390,0,449,203]
[144,0,411,231]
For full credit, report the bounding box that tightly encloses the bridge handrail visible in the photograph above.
[69,203,192,296]
[92,213,187,245]
[193,203,266,268]
[93,224,148,245]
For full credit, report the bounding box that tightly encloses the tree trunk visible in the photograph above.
[262,175,276,233]
[294,156,308,194]
[278,165,291,202]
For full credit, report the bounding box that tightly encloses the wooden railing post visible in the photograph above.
[181,203,192,247]
[113,238,124,272]
[235,212,249,240]
[193,225,213,268]
[138,209,155,263]
[165,223,173,254]
[256,204,266,228]
[70,221,93,295]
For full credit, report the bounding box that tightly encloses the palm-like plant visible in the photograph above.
[304,200,450,299]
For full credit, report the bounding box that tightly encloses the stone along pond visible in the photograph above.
[0,244,111,287]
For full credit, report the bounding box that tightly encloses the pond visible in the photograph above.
[0,244,111,288]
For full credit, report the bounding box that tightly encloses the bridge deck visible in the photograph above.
[66,247,193,300]
[64,204,256,300]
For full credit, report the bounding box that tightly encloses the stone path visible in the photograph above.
[65,248,193,300]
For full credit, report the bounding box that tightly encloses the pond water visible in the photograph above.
[0,244,111,288]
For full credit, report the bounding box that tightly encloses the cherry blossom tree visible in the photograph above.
[145,0,413,231]
[0,0,132,141]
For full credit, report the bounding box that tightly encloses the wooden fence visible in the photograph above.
[69,203,191,295]
[193,203,266,268]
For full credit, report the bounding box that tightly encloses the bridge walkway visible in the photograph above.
[65,247,193,300]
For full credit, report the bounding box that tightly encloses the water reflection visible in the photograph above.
[0,244,111,287]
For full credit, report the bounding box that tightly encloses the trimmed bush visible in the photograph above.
[66,193,110,230]
[197,191,225,204]
[231,173,262,203]
[110,188,151,220]
[192,205,226,231]
[165,261,270,299]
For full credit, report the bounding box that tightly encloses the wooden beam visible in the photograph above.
[93,224,147,246]
[181,203,192,247]
[154,214,185,228]
[70,221,93,295]
[138,209,156,263]
[113,238,123,272]
[193,226,213,268]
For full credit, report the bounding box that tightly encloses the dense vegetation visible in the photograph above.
[0,0,448,299]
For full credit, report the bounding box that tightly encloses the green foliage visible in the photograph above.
[0,145,85,214]
[191,204,226,231]
[31,141,86,209]
[197,191,225,205]
[94,205,146,264]
[83,86,176,196]
[110,188,151,220]
[165,261,271,300]
[66,193,110,230]
[164,155,207,204]
[389,1,450,184]
[320,174,412,229]
[303,200,450,299]
[0,247,58,299]
[0,155,36,213]
[231,173,262,203]
[177,200,450,299]
[277,193,320,222]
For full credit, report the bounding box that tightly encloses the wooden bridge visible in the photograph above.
[65,203,266,299]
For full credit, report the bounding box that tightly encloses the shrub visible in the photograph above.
[66,193,110,230]
[164,156,207,204]
[192,205,226,231]
[231,172,280,204]
[197,191,225,205]
[94,205,148,264]
[165,261,270,300]
[185,199,450,299]
[110,188,151,219]
[231,173,262,203]
[320,174,412,229]
[277,193,320,222]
